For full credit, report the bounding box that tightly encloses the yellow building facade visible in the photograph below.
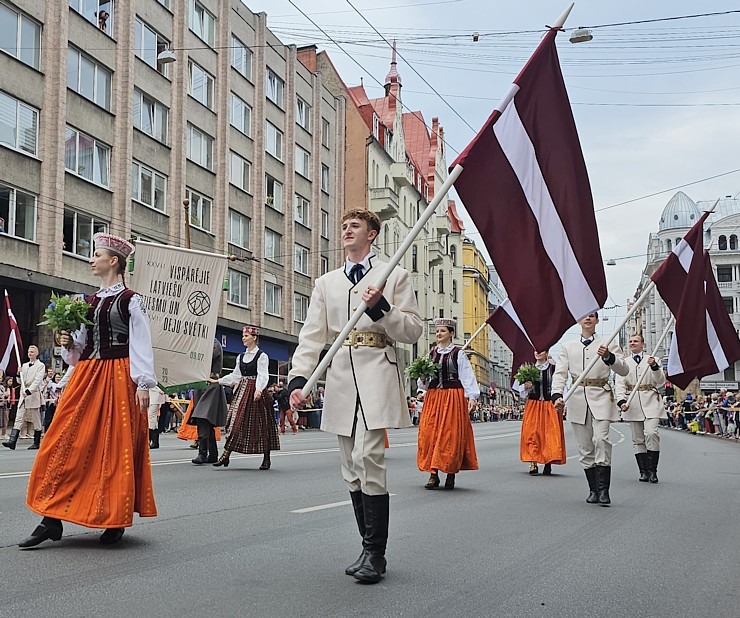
[462,238,491,402]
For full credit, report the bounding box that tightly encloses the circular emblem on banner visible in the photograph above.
[187,290,211,316]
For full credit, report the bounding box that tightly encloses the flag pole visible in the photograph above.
[299,3,576,398]
[564,280,656,402]
[625,316,675,408]
[461,321,489,351]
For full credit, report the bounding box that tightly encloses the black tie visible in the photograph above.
[634,355,642,364]
[582,339,592,347]
[349,264,364,285]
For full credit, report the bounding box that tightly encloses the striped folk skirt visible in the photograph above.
[224,378,280,454]
[26,357,157,528]
[519,399,566,465]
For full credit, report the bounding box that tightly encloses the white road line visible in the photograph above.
[291,494,397,514]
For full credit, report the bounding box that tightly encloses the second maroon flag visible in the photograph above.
[0,289,23,377]
[452,28,606,353]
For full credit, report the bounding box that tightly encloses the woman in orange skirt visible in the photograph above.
[518,350,566,475]
[417,318,479,490]
[20,233,157,548]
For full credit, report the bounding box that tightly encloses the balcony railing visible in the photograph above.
[369,187,399,222]
[428,239,444,266]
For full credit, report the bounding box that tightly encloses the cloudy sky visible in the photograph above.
[249,0,740,338]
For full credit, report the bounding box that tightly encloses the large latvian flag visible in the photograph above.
[487,299,535,385]
[0,289,23,377]
[651,212,740,389]
[452,28,606,352]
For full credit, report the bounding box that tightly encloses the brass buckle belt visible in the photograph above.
[628,385,655,393]
[343,331,392,348]
[571,376,608,388]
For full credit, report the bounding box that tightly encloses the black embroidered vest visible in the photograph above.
[80,288,136,361]
[239,349,265,377]
[428,346,464,390]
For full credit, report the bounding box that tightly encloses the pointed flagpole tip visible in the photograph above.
[705,197,720,214]
[552,3,575,29]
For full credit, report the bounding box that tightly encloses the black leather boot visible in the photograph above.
[2,428,19,450]
[345,491,367,576]
[353,493,389,584]
[19,517,63,548]
[647,450,659,483]
[636,453,650,482]
[597,465,611,506]
[191,438,209,464]
[149,429,159,449]
[28,430,42,450]
[584,467,599,504]
[206,428,218,463]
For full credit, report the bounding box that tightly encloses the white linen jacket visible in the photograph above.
[615,355,667,421]
[18,360,46,410]
[288,256,423,437]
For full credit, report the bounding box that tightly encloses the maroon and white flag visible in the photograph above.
[0,289,23,377]
[452,28,606,352]
[651,212,740,389]
[487,300,535,385]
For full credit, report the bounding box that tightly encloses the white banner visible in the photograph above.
[131,242,227,392]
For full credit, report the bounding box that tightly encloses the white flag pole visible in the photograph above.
[625,316,675,408]
[563,280,655,402]
[461,321,489,351]
[300,3,576,398]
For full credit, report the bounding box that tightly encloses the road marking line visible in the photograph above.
[292,494,397,514]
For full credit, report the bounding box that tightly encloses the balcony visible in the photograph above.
[369,187,399,222]
[390,162,413,187]
[428,239,444,266]
[718,281,733,290]
[435,213,450,234]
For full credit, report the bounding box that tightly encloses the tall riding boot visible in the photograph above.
[149,429,159,449]
[345,492,367,576]
[635,453,650,482]
[191,438,209,464]
[647,450,659,483]
[353,493,389,584]
[28,430,42,450]
[206,427,218,463]
[2,428,20,450]
[597,465,611,506]
[584,467,599,504]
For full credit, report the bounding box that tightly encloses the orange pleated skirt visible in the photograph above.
[519,399,566,465]
[26,357,157,528]
[177,400,221,442]
[417,387,478,474]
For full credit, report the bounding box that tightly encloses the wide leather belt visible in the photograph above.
[628,385,654,393]
[343,331,392,348]
[571,376,608,387]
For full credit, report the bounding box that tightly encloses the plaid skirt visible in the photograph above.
[225,378,280,454]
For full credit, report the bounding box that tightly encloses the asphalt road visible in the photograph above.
[1,421,738,618]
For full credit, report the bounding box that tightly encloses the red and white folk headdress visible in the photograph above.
[93,233,135,259]
[243,325,259,337]
[433,318,457,329]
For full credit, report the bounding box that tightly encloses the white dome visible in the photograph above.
[658,191,701,232]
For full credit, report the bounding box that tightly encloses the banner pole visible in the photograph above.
[625,316,675,408]
[461,321,489,351]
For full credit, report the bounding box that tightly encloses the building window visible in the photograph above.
[294,243,309,275]
[321,255,329,275]
[731,235,738,250]
[266,68,284,108]
[264,282,282,316]
[665,239,672,253]
[0,3,41,69]
[186,124,214,171]
[717,266,733,283]
[438,270,444,293]
[186,188,212,232]
[412,245,418,272]
[295,145,311,179]
[321,210,329,239]
[295,194,310,228]
[231,35,252,80]
[188,0,215,46]
[296,96,310,131]
[384,127,392,154]
[372,114,379,139]
[0,92,38,156]
[64,126,110,187]
[265,175,283,212]
[188,61,214,110]
[719,235,728,251]
[321,119,331,150]
[230,93,251,136]
[265,228,282,263]
[228,270,250,307]
[133,89,168,143]
[62,208,106,257]
[227,153,250,193]
[134,18,169,76]
[265,121,283,161]
[452,280,458,302]
[321,164,329,193]
[294,293,309,323]
[229,210,250,249]
[131,161,166,212]
[450,244,457,266]
[67,47,111,110]
[69,0,114,35]
[0,183,36,241]
[723,297,734,314]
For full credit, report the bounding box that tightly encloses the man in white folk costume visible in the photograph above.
[289,208,423,584]
[2,345,46,451]
[552,312,629,506]
[615,333,666,483]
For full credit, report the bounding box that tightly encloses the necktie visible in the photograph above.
[634,355,642,364]
[349,263,364,285]
[582,339,592,347]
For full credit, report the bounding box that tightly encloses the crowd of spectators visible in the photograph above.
[664,389,740,439]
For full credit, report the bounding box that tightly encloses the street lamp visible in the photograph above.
[157,46,177,64]
[569,27,593,44]
[606,259,617,266]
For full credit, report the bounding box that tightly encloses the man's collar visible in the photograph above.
[345,252,376,272]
